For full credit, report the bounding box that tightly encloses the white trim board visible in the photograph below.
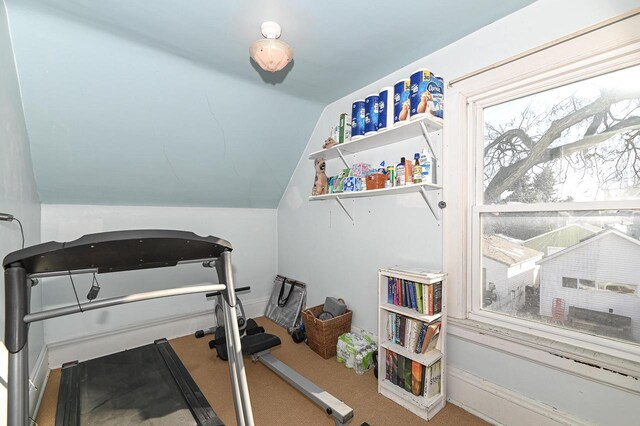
[447,366,592,426]
[47,297,269,368]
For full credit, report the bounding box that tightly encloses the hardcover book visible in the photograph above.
[425,360,442,399]
[386,350,392,380]
[391,352,398,385]
[433,282,443,314]
[388,276,394,304]
[415,283,423,314]
[415,323,428,354]
[404,358,412,393]
[397,355,405,388]
[421,322,441,354]
[411,361,424,396]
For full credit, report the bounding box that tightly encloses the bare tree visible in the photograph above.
[484,86,640,204]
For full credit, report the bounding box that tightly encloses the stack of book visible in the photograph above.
[387,313,440,354]
[385,350,442,398]
[387,277,442,315]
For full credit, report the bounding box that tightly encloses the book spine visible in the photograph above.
[428,284,434,316]
[404,357,412,393]
[391,352,398,385]
[408,282,416,309]
[416,323,428,354]
[386,350,392,380]
[411,360,423,396]
[416,283,423,314]
[388,276,393,304]
[393,279,398,305]
[397,355,405,388]
[399,316,406,347]
[433,281,442,314]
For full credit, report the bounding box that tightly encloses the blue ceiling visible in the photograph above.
[6,0,536,208]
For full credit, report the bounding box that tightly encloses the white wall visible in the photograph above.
[484,257,539,313]
[40,204,277,350]
[279,0,640,424]
[540,234,640,341]
[0,0,44,417]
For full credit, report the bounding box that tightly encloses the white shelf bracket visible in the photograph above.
[419,122,440,163]
[335,197,354,222]
[420,187,440,222]
[336,148,351,169]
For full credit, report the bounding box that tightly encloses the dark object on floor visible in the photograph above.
[373,350,379,379]
[56,339,223,426]
[291,323,306,343]
[360,423,371,426]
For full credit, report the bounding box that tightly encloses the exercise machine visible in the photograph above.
[199,291,354,426]
[3,230,255,426]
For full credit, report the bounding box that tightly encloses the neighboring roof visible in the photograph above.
[537,229,640,265]
[483,235,543,267]
[523,224,600,253]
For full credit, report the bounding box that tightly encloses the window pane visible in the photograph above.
[481,210,640,344]
[483,65,640,204]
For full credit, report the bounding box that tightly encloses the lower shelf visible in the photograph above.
[379,379,445,419]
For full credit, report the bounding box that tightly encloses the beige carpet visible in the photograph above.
[36,317,487,425]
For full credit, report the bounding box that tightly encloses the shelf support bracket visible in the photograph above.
[335,197,354,222]
[419,122,440,163]
[336,148,350,169]
[420,187,440,222]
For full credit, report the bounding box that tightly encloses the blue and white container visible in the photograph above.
[377,86,393,131]
[364,94,379,135]
[393,79,411,123]
[429,75,445,119]
[410,68,433,120]
[351,100,366,140]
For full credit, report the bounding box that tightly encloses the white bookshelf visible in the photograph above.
[377,267,447,421]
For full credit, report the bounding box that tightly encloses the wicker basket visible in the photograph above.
[302,304,353,359]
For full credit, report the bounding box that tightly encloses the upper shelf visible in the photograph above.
[308,114,443,161]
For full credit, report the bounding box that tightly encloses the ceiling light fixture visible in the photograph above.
[249,21,293,73]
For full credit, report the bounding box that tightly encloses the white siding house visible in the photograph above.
[483,236,543,313]
[538,230,640,342]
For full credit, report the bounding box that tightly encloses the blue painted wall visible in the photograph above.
[7,3,324,208]
[5,0,535,208]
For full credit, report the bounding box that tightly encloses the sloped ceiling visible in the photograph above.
[5,0,536,208]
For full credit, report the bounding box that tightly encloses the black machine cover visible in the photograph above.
[2,229,232,275]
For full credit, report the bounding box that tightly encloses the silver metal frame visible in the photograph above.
[252,352,354,426]
[5,251,255,426]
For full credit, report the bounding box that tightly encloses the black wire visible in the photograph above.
[13,217,24,249]
[68,270,83,312]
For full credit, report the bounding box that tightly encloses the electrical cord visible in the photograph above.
[68,270,83,313]
[14,217,24,249]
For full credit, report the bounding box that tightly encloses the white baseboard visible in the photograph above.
[47,297,269,368]
[30,345,49,419]
[447,366,592,426]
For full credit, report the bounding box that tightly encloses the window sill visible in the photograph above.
[447,317,640,394]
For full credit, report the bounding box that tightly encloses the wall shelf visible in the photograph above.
[308,115,443,162]
[308,181,441,202]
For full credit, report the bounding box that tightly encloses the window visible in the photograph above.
[473,59,640,346]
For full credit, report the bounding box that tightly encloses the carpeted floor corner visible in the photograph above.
[36,317,487,425]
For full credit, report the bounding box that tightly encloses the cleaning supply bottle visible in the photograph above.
[420,149,432,184]
[396,157,406,186]
[413,153,422,183]
[405,158,413,184]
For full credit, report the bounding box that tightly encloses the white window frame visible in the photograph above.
[443,11,640,376]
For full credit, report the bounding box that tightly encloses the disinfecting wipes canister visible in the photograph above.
[377,86,393,131]
[364,94,379,135]
[351,100,366,140]
[393,79,411,123]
